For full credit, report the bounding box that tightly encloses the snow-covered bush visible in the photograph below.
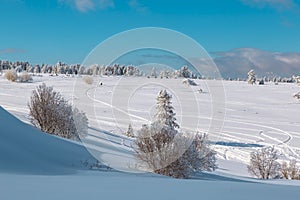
[182,78,197,86]
[135,89,216,178]
[258,79,264,85]
[4,69,17,82]
[135,123,216,179]
[82,76,93,85]
[72,107,88,140]
[28,83,88,140]
[247,69,256,85]
[18,71,32,82]
[293,92,300,100]
[248,146,280,179]
[280,160,300,180]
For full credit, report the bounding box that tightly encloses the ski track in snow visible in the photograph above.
[84,83,300,164]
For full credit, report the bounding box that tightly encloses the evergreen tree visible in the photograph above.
[125,124,134,138]
[155,90,179,130]
[247,69,256,84]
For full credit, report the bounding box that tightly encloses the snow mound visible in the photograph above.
[182,78,198,86]
[0,106,96,175]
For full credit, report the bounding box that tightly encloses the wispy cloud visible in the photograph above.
[75,0,94,12]
[59,0,114,12]
[240,0,297,11]
[98,0,114,9]
[128,0,147,13]
[0,48,25,54]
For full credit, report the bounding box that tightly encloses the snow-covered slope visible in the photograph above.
[0,106,96,174]
[1,75,300,200]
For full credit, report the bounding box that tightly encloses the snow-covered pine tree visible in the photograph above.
[293,75,300,84]
[247,69,256,84]
[155,90,179,130]
[125,124,134,138]
[151,67,157,78]
[179,66,191,78]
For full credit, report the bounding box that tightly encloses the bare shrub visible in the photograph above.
[280,160,300,180]
[28,83,88,140]
[248,146,280,179]
[82,76,93,85]
[4,69,17,82]
[18,71,32,82]
[135,123,216,178]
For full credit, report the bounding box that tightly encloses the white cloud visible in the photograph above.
[0,48,25,54]
[240,0,297,11]
[128,0,147,13]
[75,0,94,12]
[59,0,114,12]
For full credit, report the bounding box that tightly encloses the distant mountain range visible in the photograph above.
[213,48,300,79]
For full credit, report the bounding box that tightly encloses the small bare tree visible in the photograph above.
[248,146,280,179]
[28,83,88,140]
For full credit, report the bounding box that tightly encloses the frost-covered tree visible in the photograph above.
[28,83,88,140]
[135,90,216,179]
[155,90,179,130]
[125,124,134,138]
[179,66,191,78]
[248,146,280,179]
[247,69,256,84]
[293,75,300,85]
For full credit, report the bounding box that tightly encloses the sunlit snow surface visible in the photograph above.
[0,74,300,200]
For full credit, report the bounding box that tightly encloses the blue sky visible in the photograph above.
[0,0,300,65]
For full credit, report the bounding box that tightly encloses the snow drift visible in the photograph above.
[0,106,95,175]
